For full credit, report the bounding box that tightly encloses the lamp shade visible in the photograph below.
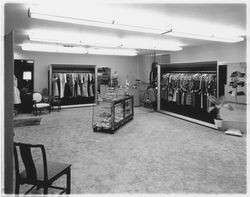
[23,71,32,80]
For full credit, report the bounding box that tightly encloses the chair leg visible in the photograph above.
[66,168,71,194]
[44,185,48,194]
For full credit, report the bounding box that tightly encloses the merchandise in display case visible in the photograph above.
[92,95,134,134]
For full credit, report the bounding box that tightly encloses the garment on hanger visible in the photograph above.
[77,75,81,97]
[82,73,88,97]
[52,74,59,97]
[89,73,94,97]
[59,73,66,98]
[14,75,21,104]
[64,74,71,99]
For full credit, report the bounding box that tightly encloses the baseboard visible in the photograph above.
[159,110,216,129]
[61,103,96,109]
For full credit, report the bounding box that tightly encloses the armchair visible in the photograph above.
[32,92,51,115]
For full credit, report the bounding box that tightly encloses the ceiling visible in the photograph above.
[4,3,246,56]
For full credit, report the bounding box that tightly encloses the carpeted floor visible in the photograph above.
[14,107,246,194]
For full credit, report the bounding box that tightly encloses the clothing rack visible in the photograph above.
[53,70,94,73]
[158,61,218,126]
[165,71,216,74]
[48,64,97,106]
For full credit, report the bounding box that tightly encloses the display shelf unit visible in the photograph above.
[48,64,97,107]
[157,61,218,128]
[92,95,134,134]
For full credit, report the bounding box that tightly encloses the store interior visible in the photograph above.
[3,2,247,195]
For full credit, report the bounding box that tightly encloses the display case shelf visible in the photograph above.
[92,95,134,134]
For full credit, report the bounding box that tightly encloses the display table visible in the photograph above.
[92,96,134,134]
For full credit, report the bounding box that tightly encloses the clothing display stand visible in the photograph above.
[48,64,97,108]
[157,61,218,128]
[92,95,134,134]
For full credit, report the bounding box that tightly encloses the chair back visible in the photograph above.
[14,142,48,183]
[33,92,43,103]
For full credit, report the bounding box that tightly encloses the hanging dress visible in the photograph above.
[77,76,81,97]
[52,74,59,97]
[89,73,94,97]
[82,73,88,97]
[13,75,21,104]
[59,73,66,98]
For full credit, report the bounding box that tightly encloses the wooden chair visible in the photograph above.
[14,142,71,195]
[32,92,51,115]
[50,96,62,112]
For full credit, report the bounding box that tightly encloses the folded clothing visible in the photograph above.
[225,129,242,137]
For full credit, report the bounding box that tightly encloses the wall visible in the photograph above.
[171,40,246,63]
[4,31,14,194]
[14,50,140,93]
[137,54,170,83]
[224,62,247,104]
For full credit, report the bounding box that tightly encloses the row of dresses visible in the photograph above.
[161,88,211,111]
[161,73,217,96]
[52,72,95,98]
[161,73,217,112]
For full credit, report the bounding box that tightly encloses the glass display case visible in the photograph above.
[92,95,134,134]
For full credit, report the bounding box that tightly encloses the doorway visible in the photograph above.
[14,59,34,113]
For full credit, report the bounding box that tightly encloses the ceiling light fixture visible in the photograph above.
[21,43,87,54]
[20,43,137,56]
[88,48,137,56]
[28,33,121,48]
[28,7,169,34]
[122,43,183,51]
[28,6,244,43]
[28,34,81,45]
[165,29,244,43]
[121,37,183,51]
[27,30,183,51]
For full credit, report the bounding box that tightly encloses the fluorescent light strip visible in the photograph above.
[28,32,183,51]
[29,8,168,34]
[122,43,182,51]
[167,31,244,43]
[88,48,137,56]
[21,43,87,54]
[29,34,121,48]
[29,35,81,45]
[21,43,137,56]
[29,7,244,43]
